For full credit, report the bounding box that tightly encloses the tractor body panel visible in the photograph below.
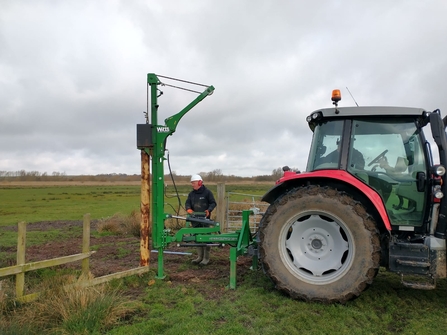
[262,170,392,230]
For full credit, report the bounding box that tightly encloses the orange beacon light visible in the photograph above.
[332,89,341,103]
[332,89,341,108]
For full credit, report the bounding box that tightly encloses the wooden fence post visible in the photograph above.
[16,221,26,298]
[82,214,91,277]
[217,183,225,232]
[140,150,150,266]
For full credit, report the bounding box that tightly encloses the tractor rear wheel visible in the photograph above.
[259,185,380,304]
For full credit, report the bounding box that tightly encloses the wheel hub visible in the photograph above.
[284,214,350,279]
[310,237,323,250]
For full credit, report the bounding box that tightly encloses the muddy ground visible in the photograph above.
[2,220,256,296]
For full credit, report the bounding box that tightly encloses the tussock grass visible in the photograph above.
[0,274,141,335]
[0,253,15,268]
[97,210,141,237]
[0,279,16,318]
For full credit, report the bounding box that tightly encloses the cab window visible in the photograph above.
[307,120,344,171]
[348,119,427,227]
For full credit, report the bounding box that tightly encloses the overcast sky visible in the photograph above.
[1,1,447,177]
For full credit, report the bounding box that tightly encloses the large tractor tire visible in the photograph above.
[259,185,380,304]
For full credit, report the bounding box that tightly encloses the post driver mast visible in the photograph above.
[136,73,258,287]
[137,73,215,278]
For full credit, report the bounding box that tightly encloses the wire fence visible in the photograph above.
[166,184,271,234]
[225,192,269,234]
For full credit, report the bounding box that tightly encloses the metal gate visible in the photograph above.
[225,192,269,233]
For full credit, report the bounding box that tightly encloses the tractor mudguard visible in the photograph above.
[261,169,392,231]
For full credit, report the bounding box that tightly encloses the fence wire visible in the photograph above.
[225,192,269,234]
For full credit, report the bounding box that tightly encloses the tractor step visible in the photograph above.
[401,274,436,290]
[389,242,431,275]
[395,259,430,267]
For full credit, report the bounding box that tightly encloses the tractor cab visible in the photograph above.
[306,109,430,228]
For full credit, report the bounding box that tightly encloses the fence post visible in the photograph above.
[140,150,150,266]
[217,183,225,232]
[82,214,91,277]
[16,221,26,298]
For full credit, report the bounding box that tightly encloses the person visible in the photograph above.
[185,174,217,266]
[320,138,365,169]
[350,147,365,170]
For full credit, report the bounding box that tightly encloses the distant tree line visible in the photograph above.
[0,167,301,183]
[250,167,300,182]
[0,170,68,181]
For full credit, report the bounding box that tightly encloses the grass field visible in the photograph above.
[0,182,270,226]
[1,182,447,334]
[0,185,140,226]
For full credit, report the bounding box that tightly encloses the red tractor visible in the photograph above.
[259,90,447,303]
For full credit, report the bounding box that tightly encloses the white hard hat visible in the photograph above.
[190,174,202,182]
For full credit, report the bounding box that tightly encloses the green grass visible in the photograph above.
[0,185,141,226]
[2,183,446,334]
[0,184,270,226]
[103,269,447,335]
[0,180,338,225]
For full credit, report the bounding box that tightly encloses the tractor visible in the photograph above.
[259,90,447,303]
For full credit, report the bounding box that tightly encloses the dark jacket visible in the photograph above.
[185,185,217,218]
[320,147,365,170]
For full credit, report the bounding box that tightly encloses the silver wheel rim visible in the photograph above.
[280,212,354,285]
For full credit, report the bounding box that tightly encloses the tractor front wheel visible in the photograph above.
[259,186,380,304]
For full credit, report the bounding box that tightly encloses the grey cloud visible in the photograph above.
[1,0,447,176]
